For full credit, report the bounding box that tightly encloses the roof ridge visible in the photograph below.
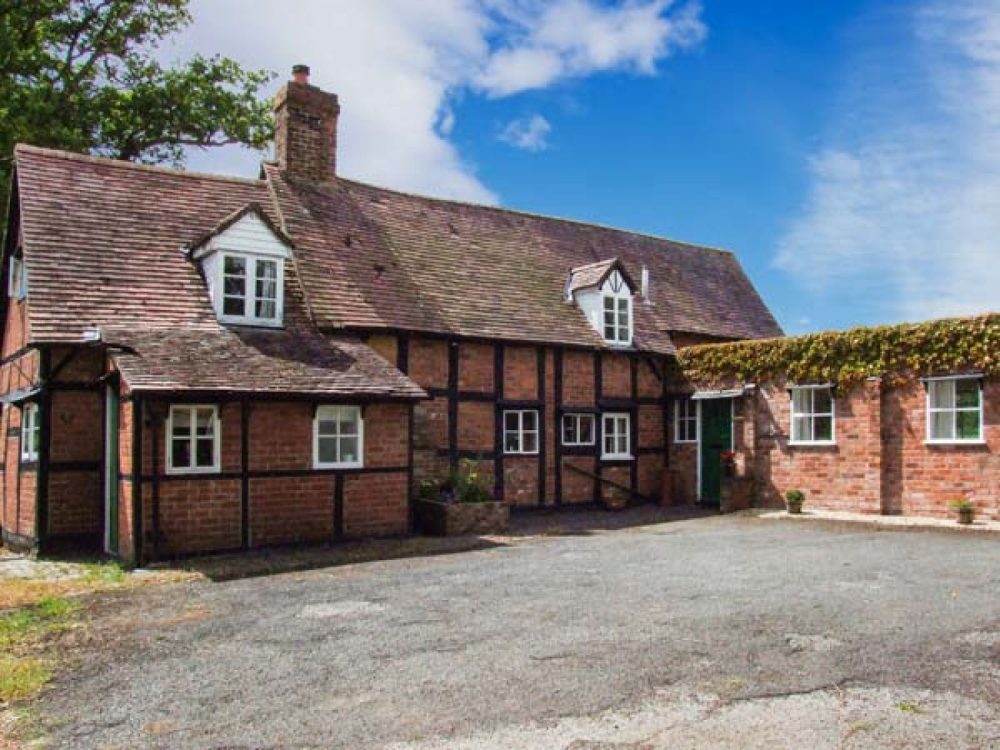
[337,175,735,256]
[14,144,264,187]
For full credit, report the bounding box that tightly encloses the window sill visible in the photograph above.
[165,466,221,476]
[503,451,539,456]
[923,440,986,447]
[601,454,634,461]
[788,441,837,447]
[674,439,697,445]
[220,318,284,329]
[562,442,595,448]
[314,462,364,470]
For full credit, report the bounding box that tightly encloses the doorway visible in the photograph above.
[104,384,119,555]
[698,398,733,505]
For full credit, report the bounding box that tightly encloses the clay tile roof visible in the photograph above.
[13,145,782,353]
[567,258,634,294]
[106,326,425,399]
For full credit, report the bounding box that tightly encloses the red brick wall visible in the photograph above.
[669,375,1000,520]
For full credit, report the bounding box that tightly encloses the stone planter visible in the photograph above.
[416,499,509,536]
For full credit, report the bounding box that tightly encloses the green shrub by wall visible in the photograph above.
[677,314,1000,388]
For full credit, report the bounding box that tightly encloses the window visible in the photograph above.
[926,377,982,443]
[167,405,220,473]
[790,387,835,444]
[8,256,26,300]
[220,253,282,325]
[314,406,363,467]
[602,412,631,459]
[675,399,698,443]
[601,269,632,345]
[562,413,595,446]
[20,403,39,462]
[504,410,539,454]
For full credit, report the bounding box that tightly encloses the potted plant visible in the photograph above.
[720,450,737,479]
[785,489,805,515]
[950,498,975,525]
[415,460,509,535]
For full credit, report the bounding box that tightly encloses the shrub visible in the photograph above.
[950,497,974,512]
[420,460,493,504]
[785,489,805,506]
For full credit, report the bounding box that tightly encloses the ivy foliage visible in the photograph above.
[677,314,1000,388]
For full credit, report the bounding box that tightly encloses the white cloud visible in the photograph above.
[165,0,704,203]
[775,0,1000,324]
[499,114,552,151]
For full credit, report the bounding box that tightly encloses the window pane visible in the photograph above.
[172,439,191,468]
[955,380,979,408]
[224,256,246,275]
[223,296,245,316]
[605,435,615,455]
[195,438,214,467]
[522,432,537,453]
[340,436,359,463]
[504,433,520,452]
[338,408,359,435]
[814,416,833,442]
[563,417,576,444]
[318,418,338,436]
[522,411,537,432]
[318,436,337,464]
[792,416,811,442]
[813,389,833,414]
[956,410,980,440]
[931,411,953,440]
[172,409,191,437]
[255,298,276,319]
[617,298,628,316]
[579,417,593,443]
[504,412,519,432]
[196,409,215,436]
[604,296,615,312]
[930,380,954,409]
[792,389,810,415]
[617,434,628,455]
[224,275,246,296]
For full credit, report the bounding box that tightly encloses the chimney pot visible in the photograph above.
[291,64,310,85]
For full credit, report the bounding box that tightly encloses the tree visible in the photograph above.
[0,0,275,226]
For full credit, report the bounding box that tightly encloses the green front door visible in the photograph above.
[104,385,119,555]
[699,399,732,505]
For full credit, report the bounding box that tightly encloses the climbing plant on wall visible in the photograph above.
[676,314,1000,388]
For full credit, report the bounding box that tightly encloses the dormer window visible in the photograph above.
[222,254,280,323]
[602,273,632,345]
[188,203,293,329]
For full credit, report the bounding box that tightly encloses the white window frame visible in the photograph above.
[562,413,595,446]
[20,402,39,462]
[789,385,836,446]
[166,405,221,474]
[8,256,27,300]
[218,252,285,328]
[601,412,632,460]
[313,405,365,469]
[674,398,699,443]
[925,375,984,445]
[503,409,539,455]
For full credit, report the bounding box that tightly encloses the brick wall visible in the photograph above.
[669,375,1000,519]
[395,334,670,509]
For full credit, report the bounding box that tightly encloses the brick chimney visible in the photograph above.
[273,64,340,182]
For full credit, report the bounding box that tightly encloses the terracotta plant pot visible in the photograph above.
[786,502,803,515]
[957,507,974,525]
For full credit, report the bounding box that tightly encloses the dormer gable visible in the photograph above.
[566,259,636,346]
[187,203,293,328]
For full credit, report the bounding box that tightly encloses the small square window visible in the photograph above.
[789,387,836,444]
[314,406,364,467]
[504,410,539,454]
[601,412,631,459]
[927,377,982,443]
[562,413,595,446]
[167,405,220,473]
[218,252,283,326]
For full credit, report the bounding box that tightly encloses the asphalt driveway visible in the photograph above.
[37,514,1000,749]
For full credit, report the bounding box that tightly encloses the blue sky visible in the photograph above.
[170,0,1000,335]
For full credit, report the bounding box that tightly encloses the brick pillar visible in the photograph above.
[862,377,883,514]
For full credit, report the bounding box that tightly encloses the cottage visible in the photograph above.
[4,68,992,564]
[0,66,780,562]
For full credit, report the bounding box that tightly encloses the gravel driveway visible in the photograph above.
[36,514,1000,749]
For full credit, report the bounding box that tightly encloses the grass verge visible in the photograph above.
[0,596,79,703]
